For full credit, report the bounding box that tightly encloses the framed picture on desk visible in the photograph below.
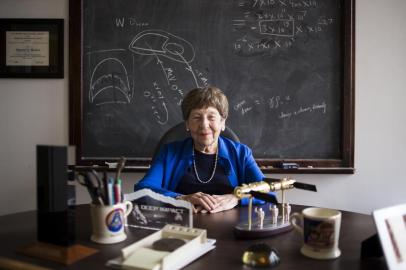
[373,203,406,270]
[0,19,64,78]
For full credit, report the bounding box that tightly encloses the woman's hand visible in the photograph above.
[177,192,220,213]
[209,194,239,213]
[178,193,239,214]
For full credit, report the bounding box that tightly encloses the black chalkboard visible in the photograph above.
[70,0,355,172]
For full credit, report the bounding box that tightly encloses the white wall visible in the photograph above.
[1,0,405,216]
[0,0,70,216]
[279,0,406,213]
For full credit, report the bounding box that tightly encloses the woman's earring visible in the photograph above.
[186,128,190,132]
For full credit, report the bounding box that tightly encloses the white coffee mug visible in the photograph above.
[90,201,133,244]
[290,207,341,259]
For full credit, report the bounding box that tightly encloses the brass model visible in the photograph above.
[234,178,296,199]
[233,178,316,238]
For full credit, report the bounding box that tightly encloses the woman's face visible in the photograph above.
[186,106,225,152]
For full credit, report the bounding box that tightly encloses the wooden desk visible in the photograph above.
[0,205,387,269]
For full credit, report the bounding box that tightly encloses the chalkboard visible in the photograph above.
[69,0,355,172]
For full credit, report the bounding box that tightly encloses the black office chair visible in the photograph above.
[152,122,240,160]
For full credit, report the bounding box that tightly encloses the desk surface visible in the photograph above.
[0,205,387,270]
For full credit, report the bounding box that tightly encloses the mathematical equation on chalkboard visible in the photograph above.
[233,0,334,54]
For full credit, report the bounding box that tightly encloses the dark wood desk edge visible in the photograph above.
[70,165,355,174]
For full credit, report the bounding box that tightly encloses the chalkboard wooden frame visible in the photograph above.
[69,0,355,173]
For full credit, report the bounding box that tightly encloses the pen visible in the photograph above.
[80,172,102,205]
[97,195,104,206]
[102,171,109,205]
[115,157,126,182]
[89,170,105,206]
[107,177,115,205]
[114,179,122,204]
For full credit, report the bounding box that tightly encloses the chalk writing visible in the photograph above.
[233,96,325,119]
[259,19,295,37]
[233,0,336,54]
[278,102,327,119]
[114,17,149,28]
[234,36,294,54]
[312,102,327,113]
[153,55,184,103]
[252,0,317,8]
[144,82,169,125]
[194,69,210,87]
[269,95,291,109]
[279,111,292,119]
[242,107,253,115]
[234,100,247,111]
[233,99,257,116]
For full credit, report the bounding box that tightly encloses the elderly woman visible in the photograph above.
[134,86,265,213]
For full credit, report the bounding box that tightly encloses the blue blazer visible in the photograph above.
[134,136,269,205]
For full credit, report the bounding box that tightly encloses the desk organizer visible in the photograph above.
[107,224,215,270]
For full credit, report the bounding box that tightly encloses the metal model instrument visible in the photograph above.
[233,177,317,239]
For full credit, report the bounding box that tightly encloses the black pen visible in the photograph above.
[87,171,105,206]
[102,171,109,205]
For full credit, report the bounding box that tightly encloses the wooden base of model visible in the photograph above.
[234,216,293,239]
[234,197,293,239]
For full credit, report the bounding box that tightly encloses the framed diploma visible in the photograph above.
[0,19,63,78]
[373,203,406,270]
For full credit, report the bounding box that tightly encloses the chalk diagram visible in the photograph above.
[128,29,199,125]
[89,57,132,106]
[129,29,198,86]
[88,29,200,125]
[128,29,195,64]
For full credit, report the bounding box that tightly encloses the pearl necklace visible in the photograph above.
[192,146,218,184]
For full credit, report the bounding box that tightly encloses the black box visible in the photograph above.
[37,145,75,246]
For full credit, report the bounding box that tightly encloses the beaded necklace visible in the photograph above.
[192,146,218,184]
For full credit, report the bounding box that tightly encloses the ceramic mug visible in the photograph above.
[290,207,341,259]
[90,201,133,244]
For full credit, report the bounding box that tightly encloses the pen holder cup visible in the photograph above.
[90,201,133,244]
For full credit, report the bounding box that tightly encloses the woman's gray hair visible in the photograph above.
[181,86,229,120]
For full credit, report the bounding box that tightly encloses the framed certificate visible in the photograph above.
[0,19,64,78]
[373,203,406,270]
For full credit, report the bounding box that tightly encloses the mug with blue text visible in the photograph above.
[291,207,342,259]
[90,201,133,244]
